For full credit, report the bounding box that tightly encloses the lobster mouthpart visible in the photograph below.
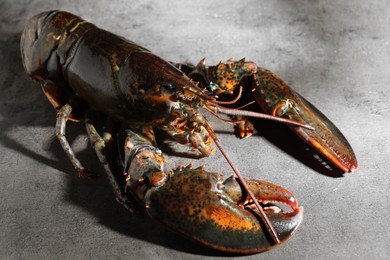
[144,168,303,253]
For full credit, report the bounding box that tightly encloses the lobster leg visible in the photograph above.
[55,102,94,177]
[40,80,72,111]
[40,77,92,177]
[85,118,138,213]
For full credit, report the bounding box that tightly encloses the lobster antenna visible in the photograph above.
[212,86,243,105]
[204,106,244,125]
[203,121,281,245]
[216,106,315,130]
[234,100,255,110]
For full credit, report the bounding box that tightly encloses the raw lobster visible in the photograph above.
[20,10,357,253]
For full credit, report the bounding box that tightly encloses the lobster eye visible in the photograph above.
[161,83,173,90]
[161,83,179,96]
[173,88,186,101]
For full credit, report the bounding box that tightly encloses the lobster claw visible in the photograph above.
[182,59,357,173]
[253,67,358,173]
[144,168,303,253]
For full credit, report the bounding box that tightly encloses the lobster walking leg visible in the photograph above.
[85,118,138,212]
[55,103,89,176]
[40,80,72,111]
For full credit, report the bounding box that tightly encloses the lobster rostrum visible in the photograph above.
[20,10,357,254]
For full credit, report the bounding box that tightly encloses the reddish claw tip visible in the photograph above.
[347,160,358,173]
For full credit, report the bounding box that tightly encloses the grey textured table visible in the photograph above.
[1,1,389,259]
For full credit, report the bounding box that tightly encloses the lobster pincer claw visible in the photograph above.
[253,67,358,173]
[184,59,357,173]
[144,168,303,254]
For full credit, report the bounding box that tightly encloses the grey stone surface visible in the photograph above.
[1,0,389,259]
